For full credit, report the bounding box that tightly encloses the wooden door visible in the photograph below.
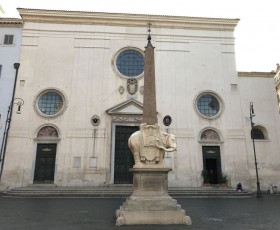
[34,144,56,184]
[114,126,138,184]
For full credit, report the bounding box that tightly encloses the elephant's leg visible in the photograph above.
[133,150,140,164]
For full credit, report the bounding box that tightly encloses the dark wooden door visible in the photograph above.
[114,126,139,184]
[34,144,57,184]
[202,146,221,184]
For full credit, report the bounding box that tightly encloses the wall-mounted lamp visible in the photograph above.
[15,98,24,114]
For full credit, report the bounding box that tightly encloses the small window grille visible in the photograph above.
[4,35,14,45]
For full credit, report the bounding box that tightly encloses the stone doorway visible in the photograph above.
[114,125,139,184]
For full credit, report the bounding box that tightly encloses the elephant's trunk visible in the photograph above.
[156,140,176,152]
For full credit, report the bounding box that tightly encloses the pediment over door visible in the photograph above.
[106,99,143,122]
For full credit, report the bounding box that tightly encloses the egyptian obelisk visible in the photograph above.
[115,24,192,226]
[142,29,157,125]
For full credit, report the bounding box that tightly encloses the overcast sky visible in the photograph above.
[1,0,279,72]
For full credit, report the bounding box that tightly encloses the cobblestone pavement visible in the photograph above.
[0,195,279,230]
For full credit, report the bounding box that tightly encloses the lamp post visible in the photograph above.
[249,102,262,198]
[0,63,23,179]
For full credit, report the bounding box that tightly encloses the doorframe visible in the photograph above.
[33,143,57,184]
[109,122,140,184]
[32,124,60,185]
[202,145,222,184]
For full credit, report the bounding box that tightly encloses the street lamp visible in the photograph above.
[0,63,23,179]
[0,98,24,179]
[249,102,262,198]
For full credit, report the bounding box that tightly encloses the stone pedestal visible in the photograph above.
[116,168,192,226]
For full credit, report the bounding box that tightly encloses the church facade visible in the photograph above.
[1,8,279,192]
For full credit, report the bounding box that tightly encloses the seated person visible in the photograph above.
[236,182,244,191]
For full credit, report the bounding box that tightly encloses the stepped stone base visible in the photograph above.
[116,168,192,226]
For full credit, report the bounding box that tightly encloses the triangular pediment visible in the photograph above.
[106,99,143,115]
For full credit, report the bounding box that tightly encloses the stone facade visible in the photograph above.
[1,9,280,193]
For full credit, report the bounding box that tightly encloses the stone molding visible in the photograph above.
[238,72,274,78]
[18,8,239,31]
[67,129,107,138]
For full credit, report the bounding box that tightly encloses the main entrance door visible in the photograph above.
[202,146,221,184]
[34,144,57,184]
[114,125,139,184]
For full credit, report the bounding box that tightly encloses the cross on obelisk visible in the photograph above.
[142,23,158,125]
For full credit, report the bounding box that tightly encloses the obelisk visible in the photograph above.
[142,30,157,125]
[115,24,191,226]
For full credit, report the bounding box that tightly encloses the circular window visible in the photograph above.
[115,48,144,78]
[36,90,65,117]
[196,92,222,119]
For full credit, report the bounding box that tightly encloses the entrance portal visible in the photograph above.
[34,144,57,184]
[114,125,139,184]
[202,146,221,184]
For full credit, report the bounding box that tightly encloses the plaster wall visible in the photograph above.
[0,26,22,153]
[238,75,280,190]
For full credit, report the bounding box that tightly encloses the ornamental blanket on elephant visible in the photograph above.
[128,123,177,168]
[140,124,162,163]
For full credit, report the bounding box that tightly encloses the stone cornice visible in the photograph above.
[0,18,23,27]
[238,71,275,78]
[18,8,239,31]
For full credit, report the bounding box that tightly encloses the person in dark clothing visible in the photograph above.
[236,182,244,191]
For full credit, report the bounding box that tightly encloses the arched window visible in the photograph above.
[200,129,220,142]
[37,126,59,140]
[251,128,265,140]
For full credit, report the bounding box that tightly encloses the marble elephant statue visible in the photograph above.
[128,129,177,168]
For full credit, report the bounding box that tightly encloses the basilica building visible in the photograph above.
[1,8,279,192]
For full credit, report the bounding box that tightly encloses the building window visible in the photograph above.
[0,65,2,78]
[115,48,144,78]
[4,35,14,45]
[251,128,265,140]
[196,92,223,119]
[36,89,66,117]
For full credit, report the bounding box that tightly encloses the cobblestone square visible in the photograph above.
[0,195,279,230]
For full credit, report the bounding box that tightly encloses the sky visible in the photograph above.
[1,0,279,72]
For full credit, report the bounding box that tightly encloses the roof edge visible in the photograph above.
[0,18,23,27]
[17,8,239,31]
[238,71,275,78]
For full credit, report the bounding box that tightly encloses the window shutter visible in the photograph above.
[4,35,14,45]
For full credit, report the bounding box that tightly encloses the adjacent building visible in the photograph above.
[0,9,279,192]
[0,18,22,173]
[274,64,280,110]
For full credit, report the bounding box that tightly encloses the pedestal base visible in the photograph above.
[116,168,192,226]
